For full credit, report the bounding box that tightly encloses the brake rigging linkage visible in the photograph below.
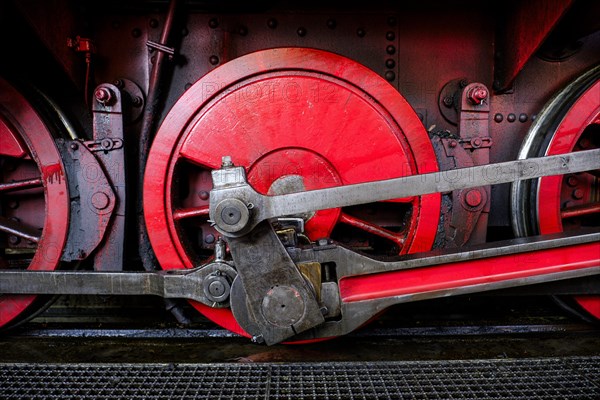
[1,149,599,344]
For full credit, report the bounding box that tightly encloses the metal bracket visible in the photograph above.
[57,139,116,262]
[91,83,127,271]
[146,40,175,59]
[227,221,325,345]
[459,137,492,150]
[82,138,124,152]
[445,82,492,246]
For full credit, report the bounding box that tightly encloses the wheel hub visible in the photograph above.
[249,148,342,237]
[144,48,441,337]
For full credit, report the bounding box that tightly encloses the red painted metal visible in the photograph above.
[561,203,600,219]
[493,0,574,91]
[573,296,600,319]
[144,48,441,337]
[339,213,405,248]
[537,78,600,319]
[0,117,27,158]
[0,1,596,338]
[0,178,43,193]
[0,78,70,327]
[339,241,599,303]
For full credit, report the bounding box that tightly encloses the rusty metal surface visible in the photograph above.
[89,84,127,271]
[493,0,574,92]
[56,139,115,262]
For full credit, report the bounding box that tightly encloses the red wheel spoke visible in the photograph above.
[339,212,405,248]
[0,118,27,158]
[0,216,41,243]
[173,205,210,220]
[177,149,203,166]
[561,202,600,219]
[144,48,441,339]
[0,178,43,193]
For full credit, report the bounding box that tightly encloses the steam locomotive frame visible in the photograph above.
[0,0,599,344]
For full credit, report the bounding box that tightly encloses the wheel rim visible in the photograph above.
[0,78,70,327]
[144,48,441,337]
[511,65,600,320]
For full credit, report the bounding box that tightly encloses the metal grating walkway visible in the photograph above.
[1,357,599,399]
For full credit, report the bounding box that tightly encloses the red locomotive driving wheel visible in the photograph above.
[0,78,70,328]
[512,65,600,320]
[144,48,441,337]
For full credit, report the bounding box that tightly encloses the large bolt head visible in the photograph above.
[464,189,482,207]
[221,155,234,168]
[221,206,242,225]
[467,86,488,105]
[209,280,226,296]
[214,198,250,234]
[203,273,231,303]
[261,285,306,328]
[94,87,114,105]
